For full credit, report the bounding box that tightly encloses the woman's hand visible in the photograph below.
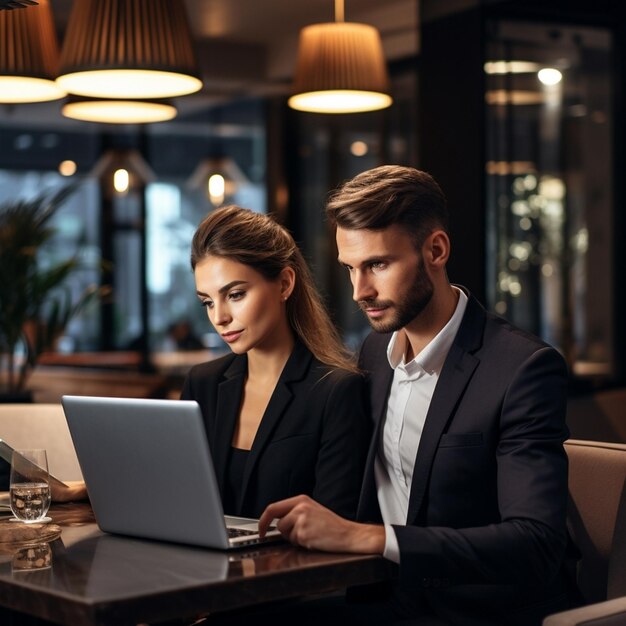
[50,480,88,502]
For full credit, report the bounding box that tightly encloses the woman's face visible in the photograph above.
[194,255,292,355]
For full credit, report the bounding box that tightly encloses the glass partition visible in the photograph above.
[485,20,613,379]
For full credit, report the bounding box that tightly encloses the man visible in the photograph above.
[259,165,575,625]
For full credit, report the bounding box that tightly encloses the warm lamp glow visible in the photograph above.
[59,160,77,176]
[58,0,201,100]
[538,68,563,86]
[350,140,369,156]
[289,90,392,114]
[0,0,67,103]
[57,69,201,100]
[0,76,65,103]
[290,21,392,114]
[62,98,177,124]
[113,169,130,194]
[484,61,541,75]
[208,174,226,206]
[485,90,545,106]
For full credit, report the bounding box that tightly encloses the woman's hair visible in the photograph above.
[191,205,357,372]
[326,165,449,249]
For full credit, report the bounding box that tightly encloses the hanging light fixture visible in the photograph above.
[90,149,157,198]
[0,1,39,8]
[62,96,177,124]
[187,157,250,207]
[57,0,202,100]
[0,0,66,103]
[288,0,392,114]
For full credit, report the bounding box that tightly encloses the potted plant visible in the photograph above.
[0,185,105,399]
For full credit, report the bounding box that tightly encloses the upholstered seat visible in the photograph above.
[543,440,626,625]
[0,403,82,483]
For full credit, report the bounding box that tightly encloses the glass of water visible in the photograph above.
[9,449,51,523]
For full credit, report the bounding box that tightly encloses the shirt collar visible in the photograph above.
[386,287,468,376]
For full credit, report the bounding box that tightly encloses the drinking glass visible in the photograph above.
[9,449,51,523]
[12,543,53,572]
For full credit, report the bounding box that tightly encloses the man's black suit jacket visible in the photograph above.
[181,341,370,520]
[356,293,573,626]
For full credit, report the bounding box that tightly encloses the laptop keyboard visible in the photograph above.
[227,527,258,538]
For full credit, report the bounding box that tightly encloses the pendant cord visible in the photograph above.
[335,0,344,22]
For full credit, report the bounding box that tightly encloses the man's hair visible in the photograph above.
[325,165,449,247]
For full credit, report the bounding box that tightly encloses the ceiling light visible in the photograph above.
[62,97,177,124]
[0,0,66,103]
[91,149,157,198]
[484,61,541,75]
[289,0,392,114]
[537,68,563,86]
[57,0,202,99]
[0,1,38,9]
[59,160,77,176]
[350,140,369,156]
[113,169,130,195]
[485,90,545,106]
[188,157,249,206]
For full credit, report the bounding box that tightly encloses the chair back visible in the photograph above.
[565,439,626,604]
[0,403,83,482]
[567,389,626,443]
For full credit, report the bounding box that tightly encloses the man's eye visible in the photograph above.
[371,261,386,270]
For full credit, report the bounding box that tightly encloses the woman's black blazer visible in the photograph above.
[180,342,371,519]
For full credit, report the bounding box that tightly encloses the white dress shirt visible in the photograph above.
[375,287,468,563]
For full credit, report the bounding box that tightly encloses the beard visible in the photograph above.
[358,259,434,334]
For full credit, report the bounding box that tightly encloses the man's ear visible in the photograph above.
[423,230,450,269]
[279,266,296,301]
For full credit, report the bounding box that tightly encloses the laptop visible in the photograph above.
[61,395,282,549]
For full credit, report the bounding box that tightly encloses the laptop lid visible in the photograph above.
[61,396,279,550]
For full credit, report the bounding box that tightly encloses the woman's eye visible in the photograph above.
[200,300,213,309]
[229,290,245,301]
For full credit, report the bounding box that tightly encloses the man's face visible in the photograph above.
[336,225,434,333]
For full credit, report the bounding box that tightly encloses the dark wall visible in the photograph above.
[418,8,487,303]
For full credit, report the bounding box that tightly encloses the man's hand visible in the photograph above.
[258,495,385,554]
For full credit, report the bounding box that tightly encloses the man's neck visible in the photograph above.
[402,284,460,362]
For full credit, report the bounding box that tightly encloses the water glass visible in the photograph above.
[9,449,51,523]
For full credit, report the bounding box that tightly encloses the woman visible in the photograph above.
[181,206,370,520]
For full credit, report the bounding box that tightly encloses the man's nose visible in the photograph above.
[352,272,376,302]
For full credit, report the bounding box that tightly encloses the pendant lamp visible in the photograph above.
[187,157,249,207]
[288,0,392,114]
[62,96,177,124]
[57,0,202,100]
[0,1,39,8]
[91,149,157,197]
[0,0,66,102]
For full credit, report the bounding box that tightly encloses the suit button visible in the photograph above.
[421,577,431,588]
[432,578,441,588]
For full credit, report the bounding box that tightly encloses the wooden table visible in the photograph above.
[0,503,396,625]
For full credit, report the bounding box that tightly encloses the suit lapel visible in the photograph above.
[357,365,393,522]
[238,342,312,512]
[212,355,247,495]
[405,295,485,524]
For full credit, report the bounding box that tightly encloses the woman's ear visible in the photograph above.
[279,267,296,301]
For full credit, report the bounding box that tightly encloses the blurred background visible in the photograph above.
[1,0,623,402]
